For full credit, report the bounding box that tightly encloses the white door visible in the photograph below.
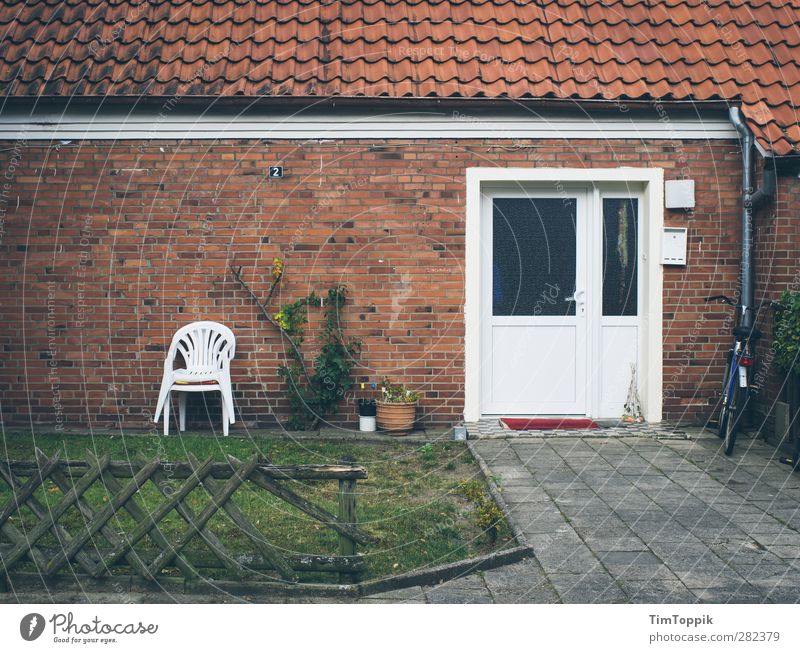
[481,191,588,415]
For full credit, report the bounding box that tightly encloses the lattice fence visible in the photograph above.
[0,449,372,592]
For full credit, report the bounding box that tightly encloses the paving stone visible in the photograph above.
[424,588,494,604]
[435,574,487,591]
[690,586,769,603]
[361,595,427,604]
[619,580,698,603]
[732,563,796,583]
[658,554,732,574]
[748,582,800,603]
[497,476,545,487]
[489,586,561,603]
[719,551,786,568]
[597,550,663,566]
[756,532,800,546]
[483,562,560,603]
[534,547,603,575]
[501,487,552,503]
[582,536,650,552]
[548,573,628,603]
[603,564,680,581]
[672,569,749,589]
[765,545,800,559]
[743,521,797,535]
[367,586,427,601]
[491,466,535,481]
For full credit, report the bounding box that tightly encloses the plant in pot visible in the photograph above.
[773,289,800,468]
[376,379,420,436]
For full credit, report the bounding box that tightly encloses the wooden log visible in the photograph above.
[337,456,359,583]
[0,544,365,574]
[36,449,149,579]
[94,456,215,573]
[0,458,57,570]
[0,452,61,527]
[0,519,47,571]
[144,455,259,577]
[188,453,297,582]
[45,456,162,577]
[6,460,368,481]
[134,453,231,580]
[230,455,373,546]
[1,453,112,571]
[89,451,199,581]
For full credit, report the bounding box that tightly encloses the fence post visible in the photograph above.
[337,455,358,583]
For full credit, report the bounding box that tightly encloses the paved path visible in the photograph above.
[366,427,800,603]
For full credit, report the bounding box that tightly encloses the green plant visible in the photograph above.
[379,378,420,404]
[231,261,361,430]
[419,443,436,467]
[458,479,505,543]
[278,287,362,430]
[774,289,800,376]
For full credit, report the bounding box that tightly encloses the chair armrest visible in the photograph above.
[162,343,179,371]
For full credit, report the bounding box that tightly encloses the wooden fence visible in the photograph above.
[0,449,373,592]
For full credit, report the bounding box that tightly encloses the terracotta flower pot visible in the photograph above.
[376,400,417,436]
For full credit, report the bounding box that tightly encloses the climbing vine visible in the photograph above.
[231,258,361,430]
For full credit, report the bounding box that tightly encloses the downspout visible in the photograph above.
[729,107,776,329]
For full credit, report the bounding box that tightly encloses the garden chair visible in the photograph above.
[153,321,236,436]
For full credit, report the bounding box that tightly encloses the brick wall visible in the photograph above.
[752,170,800,438]
[0,137,749,430]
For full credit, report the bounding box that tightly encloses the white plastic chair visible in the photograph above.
[153,321,236,436]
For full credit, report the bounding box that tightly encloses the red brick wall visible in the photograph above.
[752,170,800,435]
[0,137,749,430]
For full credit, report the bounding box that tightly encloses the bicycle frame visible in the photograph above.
[724,340,749,403]
[705,294,781,455]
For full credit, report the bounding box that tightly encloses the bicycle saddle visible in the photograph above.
[733,325,762,340]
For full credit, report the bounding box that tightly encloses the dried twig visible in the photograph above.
[229,263,314,389]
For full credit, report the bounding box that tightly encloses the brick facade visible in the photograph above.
[1,136,777,431]
[752,171,800,437]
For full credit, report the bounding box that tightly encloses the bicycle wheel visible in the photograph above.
[718,359,733,439]
[723,382,745,456]
[718,402,729,440]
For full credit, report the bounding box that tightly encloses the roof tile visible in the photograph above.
[0,0,798,153]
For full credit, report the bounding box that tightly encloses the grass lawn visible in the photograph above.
[0,431,514,583]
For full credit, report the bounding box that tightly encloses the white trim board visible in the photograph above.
[464,167,664,423]
[0,106,738,141]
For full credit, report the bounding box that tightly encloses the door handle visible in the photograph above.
[565,290,585,303]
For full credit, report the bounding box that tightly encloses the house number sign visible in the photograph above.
[269,166,284,178]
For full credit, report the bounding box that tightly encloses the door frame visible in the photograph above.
[480,187,590,415]
[464,167,664,423]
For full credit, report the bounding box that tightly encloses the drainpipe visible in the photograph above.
[729,107,776,328]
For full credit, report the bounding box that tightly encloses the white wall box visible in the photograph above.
[662,227,688,265]
[664,180,695,209]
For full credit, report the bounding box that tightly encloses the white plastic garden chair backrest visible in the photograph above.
[167,322,235,373]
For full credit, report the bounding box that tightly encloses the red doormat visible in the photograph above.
[501,418,599,430]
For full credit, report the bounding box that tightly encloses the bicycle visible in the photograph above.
[705,295,784,456]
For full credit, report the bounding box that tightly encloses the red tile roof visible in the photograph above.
[1,0,799,154]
